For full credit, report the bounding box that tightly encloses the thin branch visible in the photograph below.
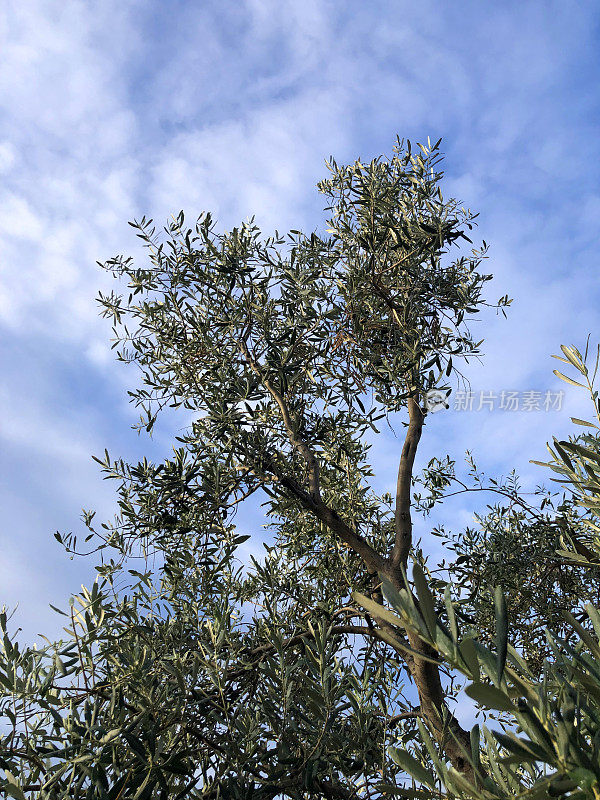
[238,338,321,501]
[386,709,421,727]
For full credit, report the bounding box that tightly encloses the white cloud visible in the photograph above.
[0,0,144,340]
[149,90,351,232]
[1,0,600,646]
[0,192,44,240]
[0,141,16,173]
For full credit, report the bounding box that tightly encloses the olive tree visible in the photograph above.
[4,138,593,800]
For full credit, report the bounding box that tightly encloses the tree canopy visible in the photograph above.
[2,138,599,800]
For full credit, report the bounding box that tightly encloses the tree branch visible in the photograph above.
[274,470,387,576]
[239,338,321,501]
[404,630,474,781]
[389,394,423,580]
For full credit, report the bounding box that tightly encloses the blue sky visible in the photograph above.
[1,0,600,657]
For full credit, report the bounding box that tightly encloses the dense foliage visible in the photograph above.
[371,343,600,799]
[1,139,598,799]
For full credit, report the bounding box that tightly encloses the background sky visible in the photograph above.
[1,0,600,674]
